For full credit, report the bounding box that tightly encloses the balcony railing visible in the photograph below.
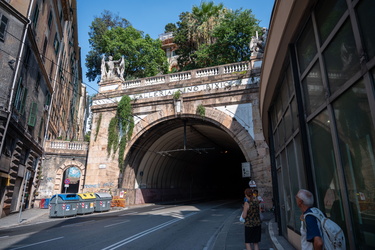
[45,140,89,151]
[116,60,259,91]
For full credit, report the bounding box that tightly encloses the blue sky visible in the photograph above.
[76,0,275,95]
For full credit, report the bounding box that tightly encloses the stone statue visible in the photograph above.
[250,27,268,57]
[101,55,125,81]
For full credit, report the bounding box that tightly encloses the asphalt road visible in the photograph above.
[0,200,241,250]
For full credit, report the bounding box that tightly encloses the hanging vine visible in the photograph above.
[196,104,206,117]
[94,113,102,141]
[107,117,119,156]
[107,95,134,172]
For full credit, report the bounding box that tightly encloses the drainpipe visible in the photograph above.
[0,1,34,157]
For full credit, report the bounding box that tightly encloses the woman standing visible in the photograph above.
[241,188,262,250]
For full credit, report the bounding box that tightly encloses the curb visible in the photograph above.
[268,218,284,250]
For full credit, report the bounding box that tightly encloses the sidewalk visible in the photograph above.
[0,208,50,229]
[0,208,296,250]
[211,209,297,250]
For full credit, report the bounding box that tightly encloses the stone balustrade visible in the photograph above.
[101,60,260,92]
[45,140,89,151]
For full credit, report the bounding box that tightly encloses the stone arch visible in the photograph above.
[129,106,256,162]
[53,160,86,194]
[122,106,258,193]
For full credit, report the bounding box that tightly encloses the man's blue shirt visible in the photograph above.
[304,208,321,242]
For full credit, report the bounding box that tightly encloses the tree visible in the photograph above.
[101,26,168,79]
[86,10,131,82]
[209,9,261,64]
[164,23,177,33]
[173,2,261,70]
[86,10,168,82]
[174,2,226,70]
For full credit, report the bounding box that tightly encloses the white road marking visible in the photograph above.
[61,220,96,227]
[102,212,197,250]
[104,220,130,228]
[119,212,138,216]
[10,236,64,249]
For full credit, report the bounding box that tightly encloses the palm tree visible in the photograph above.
[187,1,226,48]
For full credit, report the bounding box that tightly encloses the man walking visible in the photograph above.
[295,189,323,250]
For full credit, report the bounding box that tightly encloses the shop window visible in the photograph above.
[323,20,360,95]
[301,61,325,116]
[291,97,299,132]
[273,127,279,153]
[284,107,293,139]
[286,66,294,96]
[281,77,290,111]
[286,140,300,230]
[308,109,349,239]
[356,0,375,59]
[279,118,285,147]
[296,19,317,74]
[333,79,375,249]
[315,0,347,45]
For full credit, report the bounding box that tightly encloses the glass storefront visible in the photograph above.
[269,0,375,248]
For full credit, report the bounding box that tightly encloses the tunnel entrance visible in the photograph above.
[122,117,253,204]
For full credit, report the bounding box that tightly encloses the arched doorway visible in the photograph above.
[61,166,81,193]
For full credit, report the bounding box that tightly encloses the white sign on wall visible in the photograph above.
[242,162,251,178]
[99,164,106,169]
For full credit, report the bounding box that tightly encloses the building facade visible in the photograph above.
[0,0,85,217]
[259,0,375,249]
[159,32,179,72]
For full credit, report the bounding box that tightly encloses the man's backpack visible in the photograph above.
[304,207,346,250]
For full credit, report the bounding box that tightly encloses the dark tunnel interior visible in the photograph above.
[124,117,252,203]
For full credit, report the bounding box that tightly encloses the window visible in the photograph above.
[333,79,375,248]
[315,0,347,45]
[323,20,360,95]
[296,20,317,74]
[301,62,325,116]
[49,61,54,81]
[356,0,375,59]
[14,77,28,114]
[24,46,31,68]
[48,11,52,29]
[38,117,44,141]
[0,15,8,41]
[35,73,41,92]
[28,102,37,127]
[42,38,47,61]
[32,4,39,28]
[53,33,59,54]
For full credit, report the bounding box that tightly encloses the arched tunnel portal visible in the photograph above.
[121,113,257,205]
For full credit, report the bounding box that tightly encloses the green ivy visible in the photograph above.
[173,90,182,100]
[196,104,205,117]
[94,113,102,142]
[107,117,119,156]
[107,95,134,172]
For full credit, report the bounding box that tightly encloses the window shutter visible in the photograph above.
[20,88,28,115]
[28,102,37,127]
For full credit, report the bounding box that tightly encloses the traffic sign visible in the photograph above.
[64,178,70,184]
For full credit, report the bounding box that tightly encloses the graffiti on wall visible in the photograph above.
[84,182,114,189]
